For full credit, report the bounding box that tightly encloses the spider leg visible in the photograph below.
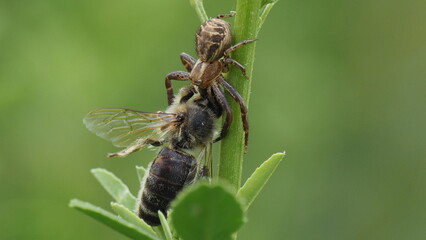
[165,71,190,105]
[180,53,197,72]
[216,12,236,19]
[223,39,258,57]
[220,78,249,152]
[222,58,248,78]
[204,87,223,118]
[212,85,233,143]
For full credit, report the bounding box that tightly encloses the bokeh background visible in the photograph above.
[1,0,425,239]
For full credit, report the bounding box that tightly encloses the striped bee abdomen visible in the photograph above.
[138,147,196,226]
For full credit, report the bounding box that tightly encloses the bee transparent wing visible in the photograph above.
[83,108,176,148]
[204,143,213,178]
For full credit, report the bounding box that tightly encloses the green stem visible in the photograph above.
[190,0,208,22]
[218,0,263,191]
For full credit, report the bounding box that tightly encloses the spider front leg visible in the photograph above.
[222,58,248,78]
[223,39,258,57]
[180,53,196,72]
[216,12,236,19]
[222,39,258,78]
[220,78,249,152]
[165,71,190,105]
[212,85,233,143]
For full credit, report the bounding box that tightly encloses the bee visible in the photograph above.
[83,88,218,226]
[165,12,257,152]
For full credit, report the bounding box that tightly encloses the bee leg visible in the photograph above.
[184,161,198,186]
[145,139,163,147]
[212,85,233,143]
[222,58,248,78]
[107,141,146,158]
[179,88,195,104]
[165,71,190,105]
[192,144,212,180]
[198,166,210,179]
[223,39,258,58]
[180,53,196,72]
[220,78,249,152]
[107,138,161,158]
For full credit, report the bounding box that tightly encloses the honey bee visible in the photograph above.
[83,88,218,225]
[165,12,257,152]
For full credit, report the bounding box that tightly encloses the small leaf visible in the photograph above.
[189,0,208,22]
[237,152,285,210]
[257,0,278,35]
[170,183,244,240]
[152,226,166,240]
[91,168,137,210]
[136,165,147,182]
[69,199,159,240]
[158,211,173,240]
[261,0,278,7]
[111,202,156,236]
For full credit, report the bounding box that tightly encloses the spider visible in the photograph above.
[164,12,257,152]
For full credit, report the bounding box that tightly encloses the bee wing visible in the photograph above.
[83,108,177,147]
[204,143,213,178]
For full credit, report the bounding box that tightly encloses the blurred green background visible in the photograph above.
[1,0,425,239]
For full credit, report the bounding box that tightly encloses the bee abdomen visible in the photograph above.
[138,148,196,226]
[196,18,232,62]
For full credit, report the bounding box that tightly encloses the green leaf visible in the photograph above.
[257,0,278,35]
[237,152,285,210]
[136,165,147,182]
[111,202,156,236]
[69,199,159,240]
[91,168,137,210]
[170,183,245,240]
[189,0,208,22]
[158,211,173,240]
[152,226,166,240]
[261,0,278,7]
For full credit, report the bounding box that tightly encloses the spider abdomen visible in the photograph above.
[196,18,232,62]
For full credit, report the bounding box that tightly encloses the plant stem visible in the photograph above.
[190,0,208,22]
[218,0,262,191]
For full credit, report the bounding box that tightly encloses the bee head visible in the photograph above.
[174,112,186,126]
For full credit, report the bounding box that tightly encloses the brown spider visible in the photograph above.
[165,12,257,152]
